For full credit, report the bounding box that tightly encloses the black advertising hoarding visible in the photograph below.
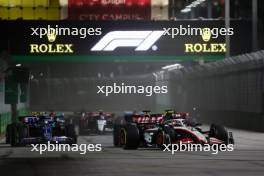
[0,20,251,61]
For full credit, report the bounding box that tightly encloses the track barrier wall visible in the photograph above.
[156,50,264,132]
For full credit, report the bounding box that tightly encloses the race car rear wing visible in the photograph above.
[125,111,190,124]
[132,114,163,124]
[89,112,114,117]
[173,112,189,118]
[18,116,39,124]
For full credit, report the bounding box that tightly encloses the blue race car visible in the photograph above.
[6,115,77,146]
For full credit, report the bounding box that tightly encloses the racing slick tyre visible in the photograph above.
[164,126,176,142]
[78,126,85,136]
[6,124,12,144]
[228,132,235,144]
[209,124,228,143]
[79,127,89,136]
[66,124,77,144]
[120,124,140,150]
[113,124,121,147]
[10,123,27,147]
[10,123,19,147]
[79,127,84,136]
[155,130,171,149]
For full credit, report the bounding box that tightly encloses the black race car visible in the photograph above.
[113,110,234,149]
[79,111,114,135]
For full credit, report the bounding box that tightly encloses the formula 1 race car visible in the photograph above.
[6,114,77,146]
[113,110,234,149]
[79,111,114,135]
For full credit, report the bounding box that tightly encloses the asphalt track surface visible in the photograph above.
[0,127,264,176]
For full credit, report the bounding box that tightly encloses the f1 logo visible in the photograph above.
[91,31,164,51]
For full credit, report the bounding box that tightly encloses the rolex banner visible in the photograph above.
[0,20,251,58]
